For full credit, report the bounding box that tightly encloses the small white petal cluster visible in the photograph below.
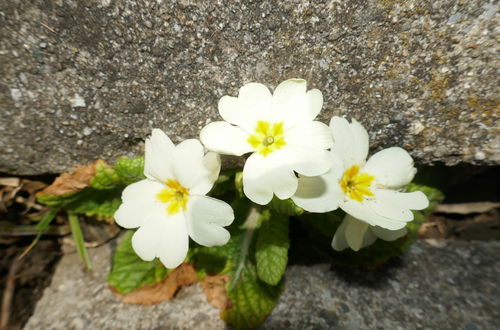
[201,79,333,205]
[114,129,234,268]
[332,215,408,252]
[291,117,429,251]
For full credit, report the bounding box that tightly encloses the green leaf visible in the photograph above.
[108,230,170,293]
[191,204,284,329]
[234,171,244,198]
[268,197,303,216]
[222,262,283,329]
[68,213,92,271]
[209,169,239,197]
[114,156,145,185]
[38,188,122,221]
[37,157,145,221]
[90,160,122,190]
[255,210,290,285]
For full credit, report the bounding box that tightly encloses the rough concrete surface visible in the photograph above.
[25,240,500,329]
[1,0,499,174]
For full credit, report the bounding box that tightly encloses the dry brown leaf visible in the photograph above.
[0,177,21,187]
[435,202,500,215]
[0,178,48,214]
[110,263,197,305]
[21,180,47,192]
[38,162,98,196]
[200,274,230,310]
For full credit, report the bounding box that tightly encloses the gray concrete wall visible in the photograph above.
[1,0,499,174]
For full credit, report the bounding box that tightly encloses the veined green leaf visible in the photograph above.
[90,160,122,190]
[255,210,290,285]
[222,262,283,329]
[108,230,170,293]
[268,197,303,216]
[114,156,145,185]
[38,188,122,221]
[192,204,284,329]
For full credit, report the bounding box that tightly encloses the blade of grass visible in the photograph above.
[18,210,58,260]
[68,213,92,271]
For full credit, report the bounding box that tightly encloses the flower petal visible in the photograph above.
[190,152,221,195]
[331,218,348,251]
[200,121,254,156]
[114,179,165,229]
[372,226,407,241]
[187,195,234,247]
[329,116,369,168]
[339,199,407,230]
[243,153,297,205]
[172,139,219,194]
[271,79,323,127]
[292,158,344,213]
[144,129,175,183]
[157,213,190,268]
[344,215,369,251]
[283,121,334,176]
[282,146,332,177]
[369,189,428,222]
[363,228,378,248]
[131,215,163,262]
[132,209,189,269]
[286,121,333,150]
[363,147,417,189]
[219,83,273,132]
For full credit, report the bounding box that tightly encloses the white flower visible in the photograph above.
[114,129,234,269]
[292,116,429,231]
[332,215,408,251]
[200,79,333,205]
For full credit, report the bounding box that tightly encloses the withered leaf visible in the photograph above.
[200,274,230,310]
[110,263,197,305]
[38,162,99,196]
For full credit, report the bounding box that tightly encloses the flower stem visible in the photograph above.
[231,205,261,287]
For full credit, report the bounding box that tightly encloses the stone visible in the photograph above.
[25,240,500,329]
[1,0,499,175]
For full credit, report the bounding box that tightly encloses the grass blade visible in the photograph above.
[68,213,92,271]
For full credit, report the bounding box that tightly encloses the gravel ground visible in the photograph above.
[25,239,500,329]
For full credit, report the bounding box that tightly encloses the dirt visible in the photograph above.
[0,239,61,329]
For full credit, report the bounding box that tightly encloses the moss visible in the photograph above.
[467,95,500,116]
[427,73,450,101]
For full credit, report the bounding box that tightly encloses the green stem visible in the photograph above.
[231,205,262,287]
[68,213,92,271]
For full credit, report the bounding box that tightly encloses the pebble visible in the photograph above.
[69,93,86,108]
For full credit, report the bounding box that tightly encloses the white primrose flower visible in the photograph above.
[200,79,333,205]
[292,116,429,232]
[114,129,234,269]
[332,215,408,251]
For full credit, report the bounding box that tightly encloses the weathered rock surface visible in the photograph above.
[1,0,499,174]
[25,240,500,329]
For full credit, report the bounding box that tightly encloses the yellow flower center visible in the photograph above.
[340,165,375,202]
[247,120,286,156]
[156,179,190,215]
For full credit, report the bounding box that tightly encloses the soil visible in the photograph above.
[0,239,61,329]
